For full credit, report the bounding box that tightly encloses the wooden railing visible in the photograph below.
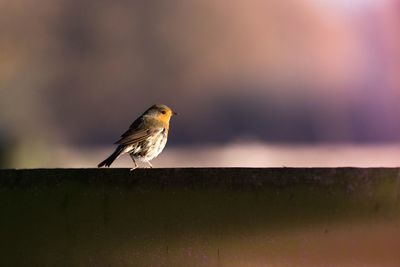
[1,168,399,266]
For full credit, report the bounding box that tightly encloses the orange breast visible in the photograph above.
[157,114,172,129]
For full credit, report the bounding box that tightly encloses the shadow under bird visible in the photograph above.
[98,104,177,170]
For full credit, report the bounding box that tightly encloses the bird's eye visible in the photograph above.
[161,110,166,114]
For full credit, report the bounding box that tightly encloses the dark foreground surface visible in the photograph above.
[1,168,400,267]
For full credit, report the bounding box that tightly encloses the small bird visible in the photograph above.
[98,104,177,170]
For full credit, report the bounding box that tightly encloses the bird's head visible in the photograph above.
[144,104,177,124]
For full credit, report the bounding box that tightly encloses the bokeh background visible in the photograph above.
[1,0,399,168]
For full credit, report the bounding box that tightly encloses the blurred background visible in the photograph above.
[0,0,399,168]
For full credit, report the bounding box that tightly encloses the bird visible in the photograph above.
[98,104,177,170]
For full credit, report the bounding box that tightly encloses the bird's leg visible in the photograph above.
[129,153,138,171]
[146,160,153,169]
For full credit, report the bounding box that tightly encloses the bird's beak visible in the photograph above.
[173,111,178,116]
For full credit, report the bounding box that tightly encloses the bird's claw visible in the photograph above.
[130,166,138,172]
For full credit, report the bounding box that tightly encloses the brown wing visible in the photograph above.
[114,117,164,146]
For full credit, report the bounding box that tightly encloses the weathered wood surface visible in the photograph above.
[1,167,399,189]
[0,168,399,267]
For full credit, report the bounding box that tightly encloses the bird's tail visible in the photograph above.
[98,146,125,168]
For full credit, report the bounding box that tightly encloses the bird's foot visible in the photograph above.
[146,161,153,168]
[130,166,138,172]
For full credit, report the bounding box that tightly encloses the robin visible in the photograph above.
[98,104,177,170]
